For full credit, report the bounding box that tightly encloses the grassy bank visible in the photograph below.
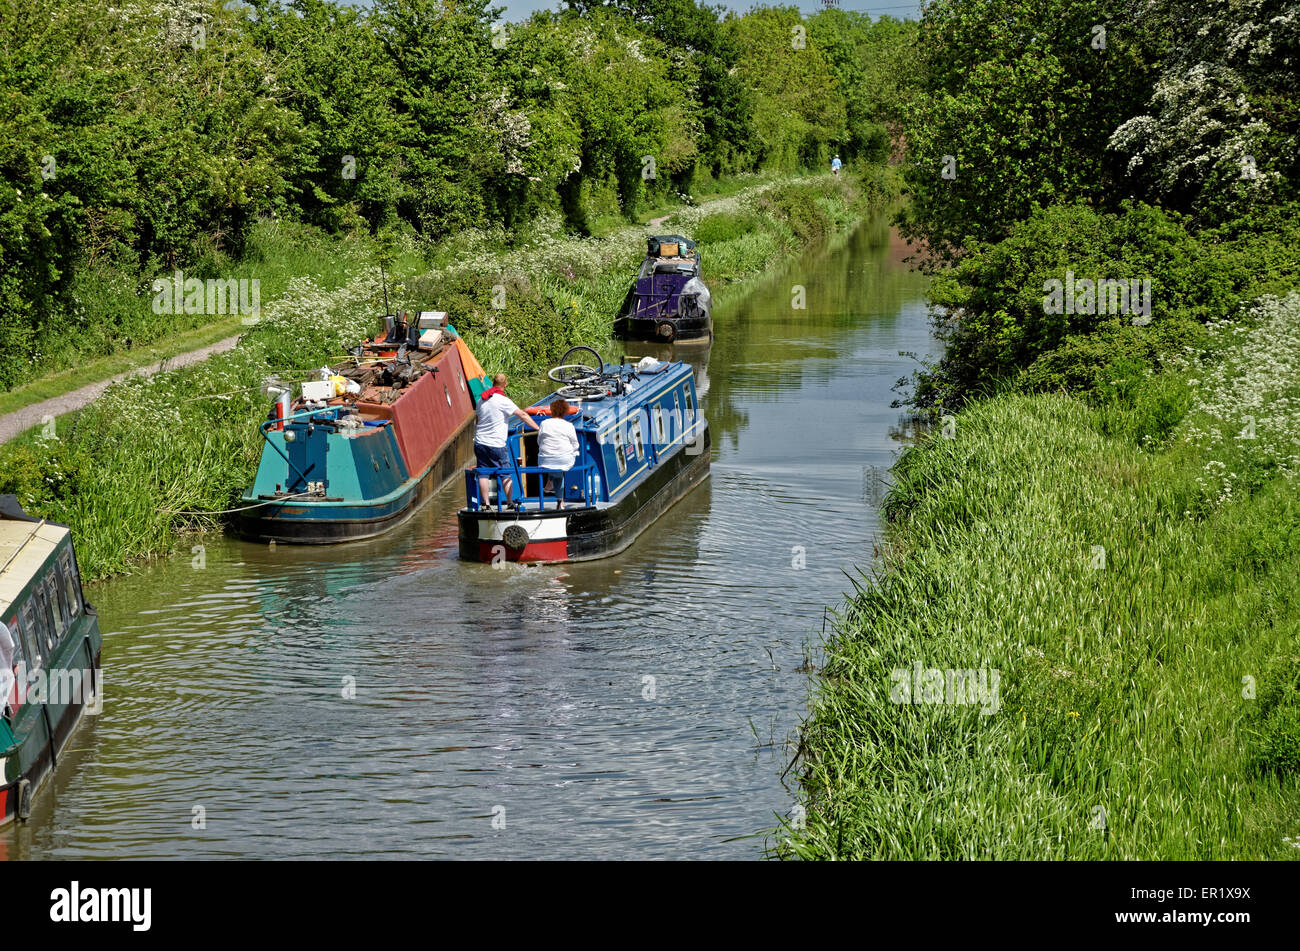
[0,220,425,419]
[0,170,892,581]
[784,292,1300,859]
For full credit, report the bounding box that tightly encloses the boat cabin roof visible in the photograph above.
[0,519,69,616]
[642,235,699,272]
[648,234,696,253]
[513,361,695,433]
[638,256,699,279]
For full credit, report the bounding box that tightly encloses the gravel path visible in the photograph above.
[0,334,242,445]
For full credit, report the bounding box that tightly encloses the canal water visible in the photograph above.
[5,215,932,859]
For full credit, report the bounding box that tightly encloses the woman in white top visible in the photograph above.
[537,398,580,509]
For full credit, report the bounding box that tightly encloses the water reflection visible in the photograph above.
[9,218,934,859]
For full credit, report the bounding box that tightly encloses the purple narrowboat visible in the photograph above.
[613,235,713,344]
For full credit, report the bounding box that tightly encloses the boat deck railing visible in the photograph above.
[630,297,672,320]
[465,463,599,512]
[465,432,599,512]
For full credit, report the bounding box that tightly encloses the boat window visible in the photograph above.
[445,385,452,407]
[21,601,47,667]
[684,388,696,427]
[632,419,644,460]
[673,392,681,438]
[60,549,81,620]
[36,584,56,653]
[653,406,666,445]
[7,616,25,667]
[46,574,67,638]
[611,427,627,475]
[50,565,71,631]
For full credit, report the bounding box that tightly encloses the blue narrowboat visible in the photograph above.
[237,312,486,544]
[1,496,102,826]
[613,234,713,344]
[458,347,711,563]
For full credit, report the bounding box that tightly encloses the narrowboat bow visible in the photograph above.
[1,496,102,826]
[458,347,711,563]
[613,234,713,344]
[237,311,487,544]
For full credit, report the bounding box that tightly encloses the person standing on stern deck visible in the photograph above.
[537,398,580,509]
[475,372,539,510]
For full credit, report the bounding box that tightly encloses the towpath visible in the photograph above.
[0,334,242,445]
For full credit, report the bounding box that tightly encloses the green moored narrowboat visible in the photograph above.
[0,495,102,826]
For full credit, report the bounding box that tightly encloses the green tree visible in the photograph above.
[376,0,504,234]
[807,11,919,165]
[900,0,1153,262]
[244,0,407,231]
[564,0,756,175]
[1107,0,1300,223]
[506,10,700,228]
[726,7,846,172]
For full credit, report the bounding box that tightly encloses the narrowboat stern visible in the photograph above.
[613,235,713,344]
[1,496,102,826]
[458,350,710,563]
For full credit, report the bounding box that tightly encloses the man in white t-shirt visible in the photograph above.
[474,373,539,508]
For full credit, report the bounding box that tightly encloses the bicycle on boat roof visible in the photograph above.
[547,345,643,401]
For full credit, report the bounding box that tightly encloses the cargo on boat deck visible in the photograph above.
[1,496,102,827]
[614,234,713,344]
[236,310,484,544]
[458,347,711,563]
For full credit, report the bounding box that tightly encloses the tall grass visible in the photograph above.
[784,294,1300,859]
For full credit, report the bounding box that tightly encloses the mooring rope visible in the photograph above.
[160,492,314,517]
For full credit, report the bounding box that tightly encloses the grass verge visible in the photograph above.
[783,292,1300,859]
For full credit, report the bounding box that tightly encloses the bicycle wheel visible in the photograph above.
[548,364,601,385]
[557,383,608,401]
[559,345,603,371]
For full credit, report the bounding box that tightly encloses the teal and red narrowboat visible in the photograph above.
[237,312,487,544]
[458,348,710,563]
[1,496,102,826]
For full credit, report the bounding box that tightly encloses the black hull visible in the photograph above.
[235,419,476,544]
[613,313,713,343]
[458,424,711,563]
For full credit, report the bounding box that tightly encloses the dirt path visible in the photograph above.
[0,334,242,445]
